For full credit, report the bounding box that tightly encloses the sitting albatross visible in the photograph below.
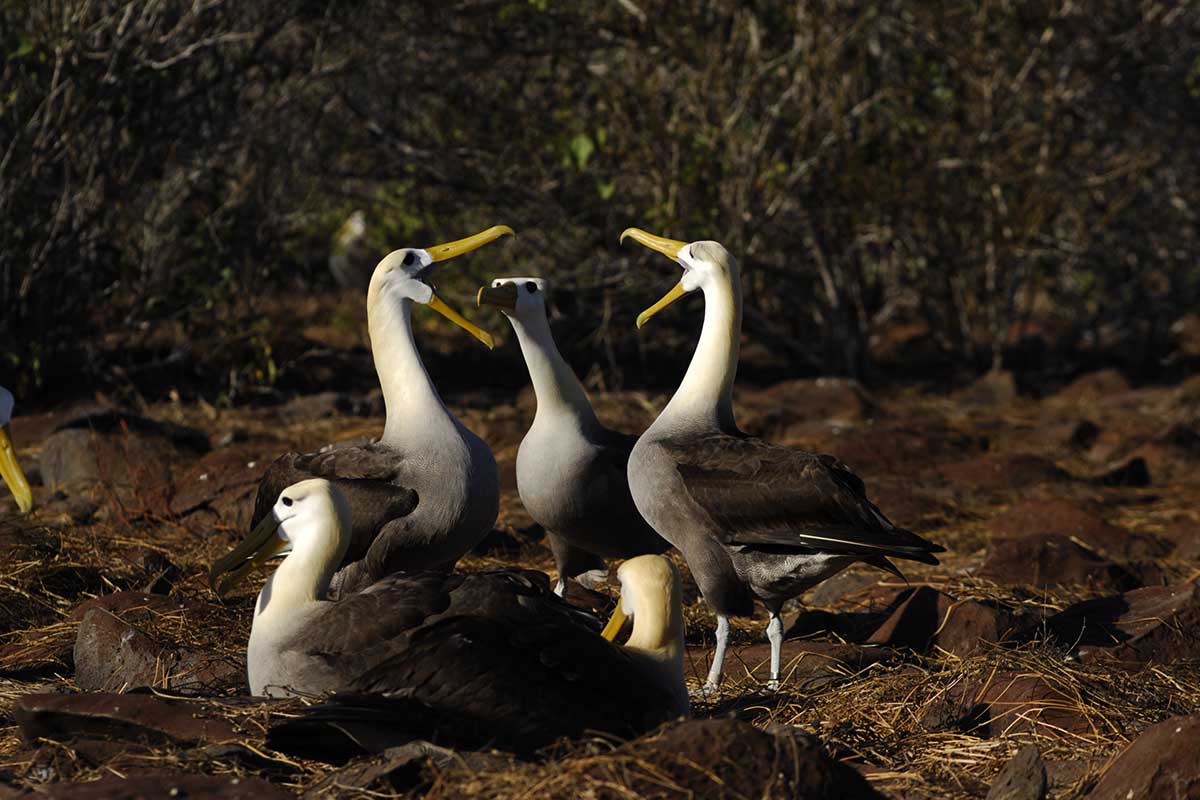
[0,387,33,513]
[210,479,688,758]
[620,228,945,692]
[477,277,671,595]
[248,226,509,596]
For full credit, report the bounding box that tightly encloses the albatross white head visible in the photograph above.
[600,554,689,715]
[621,228,742,432]
[0,387,33,514]
[367,225,515,351]
[209,479,352,612]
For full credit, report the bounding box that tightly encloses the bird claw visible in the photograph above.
[766,678,780,692]
[691,682,721,699]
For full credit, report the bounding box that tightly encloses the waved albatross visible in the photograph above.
[249,226,509,596]
[620,228,944,692]
[210,479,688,757]
[477,277,670,594]
[0,387,33,513]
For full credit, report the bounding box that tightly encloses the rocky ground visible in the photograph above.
[0,367,1198,798]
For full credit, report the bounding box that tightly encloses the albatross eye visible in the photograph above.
[281,497,294,507]
[402,252,416,267]
[525,282,538,293]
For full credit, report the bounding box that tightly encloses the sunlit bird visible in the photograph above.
[621,228,944,693]
[248,226,511,596]
[210,479,688,757]
[478,277,671,595]
[0,387,33,514]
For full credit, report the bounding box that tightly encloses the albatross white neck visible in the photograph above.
[654,266,742,434]
[370,297,458,445]
[508,310,599,430]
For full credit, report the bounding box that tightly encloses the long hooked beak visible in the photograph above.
[476,283,519,312]
[621,227,691,329]
[421,225,515,349]
[0,424,32,514]
[209,514,288,599]
[600,601,630,642]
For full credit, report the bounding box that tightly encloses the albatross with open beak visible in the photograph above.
[211,479,688,757]
[621,228,944,693]
[250,226,509,596]
[0,387,33,514]
[477,277,670,595]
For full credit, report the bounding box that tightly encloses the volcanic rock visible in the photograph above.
[731,641,894,690]
[1045,582,1200,663]
[939,454,1070,491]
[1050,369,1130,404]
[986,500,1170,560]
[1084,714,1200,799]
[169,444,273,527]
[977,533,1138,590]
[963,370,1018,406]
[14,692,238,747]
[987,744,1047,800]
[866,586,1015,657]
[752,377,878,425]
[303,742,511,798]
[922,673,1092,737]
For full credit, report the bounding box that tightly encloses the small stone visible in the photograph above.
[1083,715,1200,799]
[987,744,1047,800]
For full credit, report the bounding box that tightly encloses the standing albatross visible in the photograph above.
[620,228,944,692]
[477,277,670,594]
[0,387,33,513]
[210,479,688,759]
[248,226,509,596]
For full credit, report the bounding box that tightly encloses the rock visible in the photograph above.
[939,454,1070,491]
[1084,714,1200,799]
[68,591,181,622]
[609,718,884,799]
[977,533,1138,590]
[963,370,1018,406]
[986,500,1170,560]
[73,606,243,694]
[757,377,878,423]
[987,744,1047,800]
[1088,456,1150,487]
[1051,369,1130,403]
[277,391,354,423]
[1045,582,1200,663]
[39,411,209,495]
[169,444,273,524]
[40,774,287,799]
[803,570,882,609]
[827,421,988,476]
[725,641,894,690]
[14,692,239,747]
[1158,518,1200,560]
[923,673,1092,737]
[865,586,1014,657]
[302,742,511,798]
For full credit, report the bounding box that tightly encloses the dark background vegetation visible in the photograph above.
[2,0,1198,408]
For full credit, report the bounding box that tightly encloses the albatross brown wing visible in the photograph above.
[662,433,943,564]
[251,444,418,566]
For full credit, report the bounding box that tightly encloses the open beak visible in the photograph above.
[420,225,513,349]
[621,228,692,329]
[600,601,630,642]
[476,283,519,312]
[209,514,288,599]
[0,425,32,514]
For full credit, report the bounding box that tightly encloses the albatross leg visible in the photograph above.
[699,615,730,696]
[766,610,784,691]
[553,578,566,597]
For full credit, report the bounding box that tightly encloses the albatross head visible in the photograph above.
[475,276,548,318]
[367,225,515,349]
[619,228,738,328]
[209,479,352,603]
[0,387,33,514]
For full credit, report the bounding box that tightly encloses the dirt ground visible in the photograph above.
[0,365,1198,798]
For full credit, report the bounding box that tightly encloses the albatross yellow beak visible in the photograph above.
[209,514,288,599]
[0,424,32,514]
[420,225,513,350]
[476,283,519,312]
[621,228,692,329]
[600,602,630,642]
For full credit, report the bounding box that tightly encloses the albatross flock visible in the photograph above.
[1,225,944,757]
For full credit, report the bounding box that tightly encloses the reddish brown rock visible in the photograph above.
[68,591,183,622]
[865,586,1014,657]
[169,444,273,528]
[1158,518,1200,560]
[41,774,287,800]
[828,422,988,475]
[726,641,894,690]
[14,692,239,747]
[1084,715,1200,799]
[1050,369,1130,403]
[921,673,1092,737]
[962,370,1018,406]
[977,534,1137,590]
[987,744,1047,800]
[986,500,1170,560]
[1046,582,1200,663]
[939,454,1070,491]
